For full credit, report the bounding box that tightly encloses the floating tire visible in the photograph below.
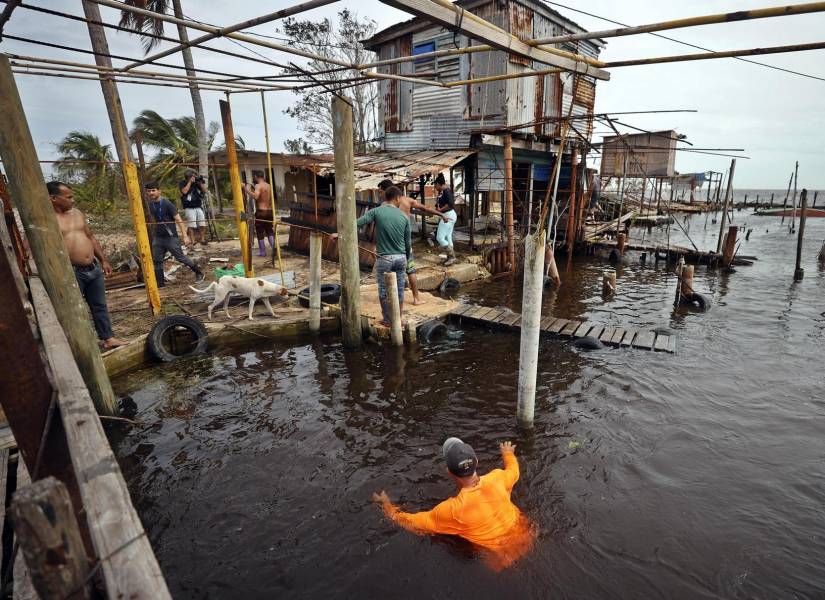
[147,315,208,362]
[689,292,709,311]
[417,320,448,343]
[298,283,342,308]
[438,277,460,294]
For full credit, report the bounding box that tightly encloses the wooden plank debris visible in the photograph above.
[633,330,656,350]
[620,329,637,347]
[549,319,568,333]
[560,321,581,336]
[572,322,594,337]
[599,326,616,343]
[654,334,670,352]
[610,328,627,345]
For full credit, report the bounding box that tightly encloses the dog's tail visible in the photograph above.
[189,281,216,294]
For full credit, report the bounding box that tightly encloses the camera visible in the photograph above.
[194,175,205,184]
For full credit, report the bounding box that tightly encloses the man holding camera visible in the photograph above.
[179,168,208,247]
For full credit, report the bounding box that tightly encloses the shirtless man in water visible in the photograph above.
[243,170,275,257]
[377,179,447,305]
[48,181,127,349]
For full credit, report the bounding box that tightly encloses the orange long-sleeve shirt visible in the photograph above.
[382,450,535,570]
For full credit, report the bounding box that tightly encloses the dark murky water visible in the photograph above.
[111,212,825,599]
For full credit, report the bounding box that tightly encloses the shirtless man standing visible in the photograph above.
[243,170,275,257]
[377,179,447,305]
[47,181,127,349]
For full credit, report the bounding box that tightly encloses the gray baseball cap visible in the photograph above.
[442,437,478,477]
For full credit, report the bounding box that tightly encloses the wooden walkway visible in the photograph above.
[450,304,676,353]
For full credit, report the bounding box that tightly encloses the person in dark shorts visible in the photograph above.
[179,168,208,247]
[146,181,204,287]
[244,170,275,257]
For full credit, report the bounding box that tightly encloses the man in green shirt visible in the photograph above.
[333,185,410,326]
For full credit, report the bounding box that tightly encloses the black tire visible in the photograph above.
[418,320,448,343]
[438,277,460,294]
[690,292,709,311]
[147,315,208,362]
[298,283,342,308]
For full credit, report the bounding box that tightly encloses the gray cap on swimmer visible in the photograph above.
[442,437,478,477]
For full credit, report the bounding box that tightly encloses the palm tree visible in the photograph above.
[119,0,209,181]
[54,131,118,212]
[131,110,218,181]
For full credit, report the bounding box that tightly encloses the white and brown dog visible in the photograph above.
[190,276,288,320]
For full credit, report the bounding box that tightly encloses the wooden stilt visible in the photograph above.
[384,272,403,346]
[309,232,322,333]
[602,270,616,296]
[722,225,738,268]
[517,231,546,428]
[795,189,808,281]
[219,98,252,277]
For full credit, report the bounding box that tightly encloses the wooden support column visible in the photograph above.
[716,159,736,255]
[0,55,117,416]
[10,477,90,600]
[124,161,161,314]
[309,232,322,333]
[722,225,738,268]
[383,272,403,346]
[504,134,516,271]
[516,230,546,428]
[790,161,799,233]
[332,97,362,350]
[565,148,578,262]
[794,189,808,281]
[617,232,627,256]
[219,98,252,277]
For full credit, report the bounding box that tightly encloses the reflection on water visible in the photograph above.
[111,214,825,599]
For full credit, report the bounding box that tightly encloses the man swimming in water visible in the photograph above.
[377,179,447,305]
[373,438,534,570]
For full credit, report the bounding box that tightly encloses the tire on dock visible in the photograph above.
[417,320,448,343]
[147,315,209,362]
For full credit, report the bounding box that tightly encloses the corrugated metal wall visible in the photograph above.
[375,0,602,151]
[476,147,554,192]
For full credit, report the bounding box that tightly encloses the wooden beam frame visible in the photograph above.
[377,0,610,80]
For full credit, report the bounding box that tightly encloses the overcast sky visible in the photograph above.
[1,0,823,188]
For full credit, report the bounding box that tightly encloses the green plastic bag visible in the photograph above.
[214,263,245,281]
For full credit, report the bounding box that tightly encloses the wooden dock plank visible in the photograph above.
[560,321,581,336]
[599,326,616,343]
[666,335,677,353]
[620,329,637,347]
[463,306,490,320]
[633,330,656,350]
[491,310,515,324]
[481,308,505,324]
[610,327,627,345]
[587,324,605,339]
[654,334,670,352]
[451,304,474,317]
[540,317,558,331]
[500,313,522,327]
[572,322,594,337]
[475,306,499,321]
[548,318,568,333]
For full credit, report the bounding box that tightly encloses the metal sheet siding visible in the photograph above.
[412,27,464,119]
[508,3,533,66]
[468,2,508,119]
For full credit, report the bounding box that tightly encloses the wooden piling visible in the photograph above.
[722,225,738,268]
[565,147,578,258]
[10,477,90,600]
[504,134,516,271]
[716,159,736,255]
[516,231,546,428]
[332,97,362,350]
[123,161,161,314]
[680,264,695,300]
[219,99,252,276]
[602,270,616,296]
[770,192,774,207]
[673,257,684,306]
[794,189,808,281]
[617,232,627,255]
[545,243,560,287]
[308,231,322,333]
[790,161,799,233]
[383,272,403,346]
[0,55,117,415]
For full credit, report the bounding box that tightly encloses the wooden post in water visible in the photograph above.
[794,189,808,281]
[0,56,117,415]
[680,265,695,299]
[770,192,774,207]
[309,232,322,333]
[781,170,793,224]
[565,147,578,262]
[504,134,516,271]
[722,225,738,268]
[602,269,616,296]
[673,257,684,306]
[10,477,90,600]
[383,272,403,346]
[617,232,626,256]
[516,230,546,428]
[219,99,252,277]
[790,161,799,234]
[716,159,736,255]
[332,97,362,350]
